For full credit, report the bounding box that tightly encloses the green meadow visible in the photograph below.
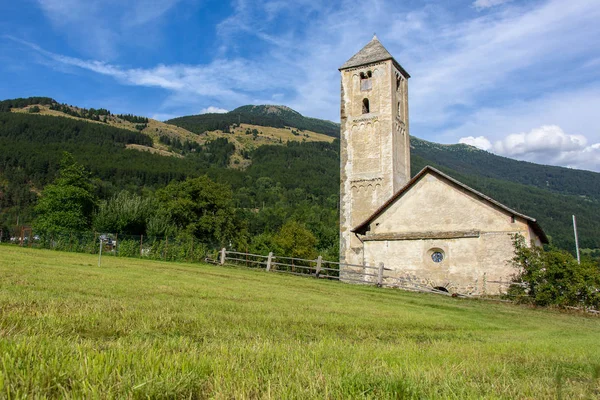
[0,246,598,399]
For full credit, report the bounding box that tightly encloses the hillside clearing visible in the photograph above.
[0,246,599,399]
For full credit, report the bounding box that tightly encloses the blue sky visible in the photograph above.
[1,0,599,171]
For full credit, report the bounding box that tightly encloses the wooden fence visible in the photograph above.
[209,248,455,296]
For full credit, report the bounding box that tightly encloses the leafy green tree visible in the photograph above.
[34,153,97,234]
[273,220,317,260]
[509,235,600,309]
[93,190,158,235]
[156,176,237,245]
[146,208,177,238]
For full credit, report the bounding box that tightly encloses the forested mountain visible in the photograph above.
[0,97,598,257]
[166,105,340,137]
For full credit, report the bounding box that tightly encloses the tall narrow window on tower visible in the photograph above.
[360,71,372,91]
[362,98,370,114]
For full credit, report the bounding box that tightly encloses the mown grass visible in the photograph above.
[1,246,599,399]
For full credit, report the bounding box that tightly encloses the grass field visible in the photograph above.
[1,246,599,399]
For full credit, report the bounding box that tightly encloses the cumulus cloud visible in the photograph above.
[460,126,600,171]
[459,136,492,151]
[200,106,228,114]
[493,125,587,156]
[473,0,512,10]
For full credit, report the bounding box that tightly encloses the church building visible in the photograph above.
[339,36,548,295]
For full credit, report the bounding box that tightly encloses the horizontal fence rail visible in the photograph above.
[211,248,457,296]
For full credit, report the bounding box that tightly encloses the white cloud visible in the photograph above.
[5,36,288,106]
[151,113,179,121]
[460,125,600,172]
[406,0,600,129]
[493,125,587,156]
[36,0,184,59]
[473,0,512,10]
[459,136,492,151]
[200,106,228,114]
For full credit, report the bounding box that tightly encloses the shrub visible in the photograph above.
[510,234,600,309]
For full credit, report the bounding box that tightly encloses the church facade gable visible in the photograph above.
[365,171,533,238]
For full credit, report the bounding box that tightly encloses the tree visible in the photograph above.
[155,176,237,246]
[93,190,159,235]
[34,153,97,235]
[509,234,600,309]
[273,220,317,260]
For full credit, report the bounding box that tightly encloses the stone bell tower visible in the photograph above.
[339,35,411,267]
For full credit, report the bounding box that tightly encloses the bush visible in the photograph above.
[510,235,600,309]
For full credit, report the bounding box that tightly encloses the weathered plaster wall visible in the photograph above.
[360,173,540,294]
[370,174,528,234]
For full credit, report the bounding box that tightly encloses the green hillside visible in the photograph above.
[166,104,340,137]
[0,97,599,255]
[1,247,599,398]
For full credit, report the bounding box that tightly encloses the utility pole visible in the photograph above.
[572,215,580,264]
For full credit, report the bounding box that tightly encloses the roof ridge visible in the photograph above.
[352,165,548,243]
[339,37,410,77]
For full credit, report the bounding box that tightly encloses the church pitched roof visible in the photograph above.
[339,35,410,77]
[352,166,549,243]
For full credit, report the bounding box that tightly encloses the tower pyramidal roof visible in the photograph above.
[339,35,410,77]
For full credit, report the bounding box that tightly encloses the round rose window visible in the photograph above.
[431,251,444,263]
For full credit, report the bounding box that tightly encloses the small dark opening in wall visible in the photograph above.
[433,286,449,293]
[362,98,370,114]
[511,215,516,223]
[396,75,401,90]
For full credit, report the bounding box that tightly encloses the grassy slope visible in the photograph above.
[1,247,599,399]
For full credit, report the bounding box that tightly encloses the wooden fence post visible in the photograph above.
[377,262,385,287]
[165,236,168,260]
[315,255,322,278]
[220,248,226,265]
[266,252,273,271]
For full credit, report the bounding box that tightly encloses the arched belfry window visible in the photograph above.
[362,98,370,114]
[360,70,373,91]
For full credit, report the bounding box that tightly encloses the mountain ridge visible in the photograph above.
[0,97,598,253]
[166,104,340,138]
